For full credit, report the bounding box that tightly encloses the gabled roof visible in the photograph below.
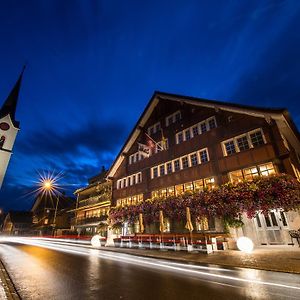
[107,91,300,178]
[6,211,32,224]
[0,66,25,128]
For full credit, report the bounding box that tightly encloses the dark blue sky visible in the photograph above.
[0,0,300,211]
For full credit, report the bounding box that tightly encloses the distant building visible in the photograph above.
[31,193,75,236]
[2,211,32,235]
[71,169,111,237]
[107,91,300,246]
[0,67,25,188]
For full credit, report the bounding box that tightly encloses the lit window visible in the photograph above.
[204,177,215,190]
[199,149,209,163]
[200,122,207,133]
[175,184,184,195]
[166,162,173,174]
[258,163,275,176]
[167,187,175,196]
[224,140,236,155]
[208,118,216,130]
[185,129,191,141]
[159,164,165,176]
[190,153,198,166]
[229,170,243,183]
[174,159,180,171]
[243,166,259,180]
[184,182,193,191]
[237,135,249,151]
[177,132,183,144]
[152,167,158,178]
[250,130,265,147]
[181,156,189,169]
[192,126,199,136]
[194,180,204,192]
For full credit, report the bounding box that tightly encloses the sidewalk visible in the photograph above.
[100,245,300,274]
[0,259,20,300]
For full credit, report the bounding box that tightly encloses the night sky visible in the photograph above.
[0,1,300,211]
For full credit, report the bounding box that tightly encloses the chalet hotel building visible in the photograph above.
[107,91,300,246]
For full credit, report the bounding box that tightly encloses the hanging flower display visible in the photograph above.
[108,174,300,226]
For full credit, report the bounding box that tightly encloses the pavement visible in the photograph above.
[100,244,300,274]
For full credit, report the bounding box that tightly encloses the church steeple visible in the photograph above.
[0,66,25,128]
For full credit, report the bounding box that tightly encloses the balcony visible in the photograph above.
[71,215,108,226]
[78,194,110,208]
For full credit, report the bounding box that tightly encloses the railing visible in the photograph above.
[71,216,108,226]
[78,195,109,207]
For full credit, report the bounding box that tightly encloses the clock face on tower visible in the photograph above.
[0,122,10,131]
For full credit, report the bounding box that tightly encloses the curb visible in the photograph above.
[99,246,300,275]
[0,259,21,300]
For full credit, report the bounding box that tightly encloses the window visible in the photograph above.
[137,173,142,183]
[199,149,209,163]
[177,132,184,144]
[194,180,204,192]
[243,166,259,180]
[185,129,191,141]
[224,140,236,155]
[181,156,189,169]
[237,135,249,151]
[175,184,184,195]
[167,187,175,196]
[204,177,215,190]
[250,130,264,147]
[166,162,173,174]
[208,117,216,129]
[229,170,243,183]
[184,182,193,192]
[152,167,158,178]
[128,176,132,186]
[200,122,207,133]
[190,153,198,166]
[148,122,161,135]
[132,175,136,185]
[166,111,181,126]
[222,128,266,156]
[174,159,180,171]
[258,163,275,176]
[192,126,199,137]
[159,164,165,176]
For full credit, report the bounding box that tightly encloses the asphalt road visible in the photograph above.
[0,238,300,300]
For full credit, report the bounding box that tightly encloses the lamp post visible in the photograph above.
[42,179,60,236]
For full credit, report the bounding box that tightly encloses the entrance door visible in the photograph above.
[255,210,289,244]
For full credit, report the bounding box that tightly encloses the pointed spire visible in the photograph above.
[0,66,25,126]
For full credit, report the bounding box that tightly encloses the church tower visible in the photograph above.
[0,67,25,188]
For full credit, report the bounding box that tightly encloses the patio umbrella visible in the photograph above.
[139,213,144,233]
[159,210,165,233]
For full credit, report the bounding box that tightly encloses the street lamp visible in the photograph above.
[39,176,61,236]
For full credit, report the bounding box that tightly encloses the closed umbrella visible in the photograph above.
[185,207,194,232]
[159,210,165,233]
[139,213,144,233]
[185,207,194,246]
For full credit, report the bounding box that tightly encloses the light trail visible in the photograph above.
[1,237,300,292]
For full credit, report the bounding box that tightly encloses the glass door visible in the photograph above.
[255,210,289,244]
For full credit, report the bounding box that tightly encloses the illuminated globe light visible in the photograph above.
[43,180,52,189]
[237,237,254,253]
[91,235,101,248]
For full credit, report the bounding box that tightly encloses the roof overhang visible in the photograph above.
[107,91,300,178]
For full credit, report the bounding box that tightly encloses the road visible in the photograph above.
[0,238,299,300]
